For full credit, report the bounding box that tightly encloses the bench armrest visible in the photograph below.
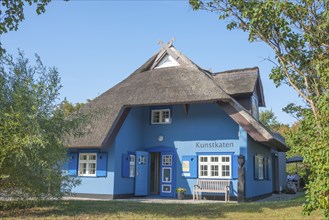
[194,185,201,189]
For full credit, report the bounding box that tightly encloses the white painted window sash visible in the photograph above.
[151,109,171,124]
[78,153,97,177]
[198,155,231,179]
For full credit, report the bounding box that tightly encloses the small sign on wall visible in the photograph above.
[182,161,190,172]
[182,155,198,178]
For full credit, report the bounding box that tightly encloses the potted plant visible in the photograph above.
[176,187,187,200]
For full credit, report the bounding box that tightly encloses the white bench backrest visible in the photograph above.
[198,179,230,191]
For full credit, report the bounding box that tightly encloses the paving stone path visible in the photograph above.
[64,192,304,204]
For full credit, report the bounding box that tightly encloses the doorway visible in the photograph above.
[150,152,160,195]
[148,148,176,198]
[272,154,279,192]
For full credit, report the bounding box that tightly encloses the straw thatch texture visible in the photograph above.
[213,67,265,107]
[66,62,230,148]
[67,45,285,151]
[213,67,259,95]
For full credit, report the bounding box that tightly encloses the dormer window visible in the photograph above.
[151,109,171,124]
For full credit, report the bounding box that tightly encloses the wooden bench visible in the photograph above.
[193,179,230,202]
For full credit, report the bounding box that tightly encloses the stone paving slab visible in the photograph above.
[64,192,304,204]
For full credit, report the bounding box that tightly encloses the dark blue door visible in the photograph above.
[135,151,149,196]
[160,152,175,197]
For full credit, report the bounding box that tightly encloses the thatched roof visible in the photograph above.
[67,43,287,152]
[213,67,265,106]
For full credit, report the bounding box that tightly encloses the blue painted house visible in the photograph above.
[65,41,288,201]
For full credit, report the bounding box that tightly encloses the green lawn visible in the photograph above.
[0,196,324,219]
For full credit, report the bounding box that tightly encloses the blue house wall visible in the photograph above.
[68,102,277,200]
[69,146,115,195]
[113,107,143,195]
[111,103,246,197]
[245,136,273,198]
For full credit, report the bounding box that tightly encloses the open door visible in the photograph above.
[135,151,149,196]
[160,152,175,197]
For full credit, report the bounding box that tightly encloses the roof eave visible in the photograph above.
[217,99,288,152]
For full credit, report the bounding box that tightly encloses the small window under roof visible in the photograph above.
[154,54,179,69]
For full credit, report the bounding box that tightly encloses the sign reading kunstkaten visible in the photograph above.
[195,141,234,149]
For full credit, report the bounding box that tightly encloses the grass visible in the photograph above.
[0,195,324,219]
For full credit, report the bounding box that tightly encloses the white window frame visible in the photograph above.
[78,153,97,177]
[258,156,264,180]
[162,155,172,166]
[255,155,265,180]
[151,109,171,124]
[198,155,231,179]
[162,184,172,193]
[129,154,135,178]
[162,167,172,183]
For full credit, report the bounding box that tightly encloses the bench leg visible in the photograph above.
[193,191,198,200]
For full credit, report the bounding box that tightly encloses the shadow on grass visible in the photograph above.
[0,196,309,219]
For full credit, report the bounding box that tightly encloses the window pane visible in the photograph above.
[78,153,97,176]
[152,111,160,123]
[163,168,171,182]
[258,157,264,179]
[222,165,230,177]
[161,111,170,123]
[200,157,208,162]
[162,185,171,192]
[222,156,230,162]
[89,168,95,175]
[200,165,208,176]
[89,155,96,160]
[211,165,219,176]
[80,155,87,160]
[162,155,172,166]
[211,157,218,162]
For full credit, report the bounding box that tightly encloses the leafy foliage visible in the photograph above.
[59,100,85,118]
[0,0,64,55]
[259,109,289,134]
[0,0,50,34]
[0,51,82,200]
[286,94,329,216]
[190,0,329,216]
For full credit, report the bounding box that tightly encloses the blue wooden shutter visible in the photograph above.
[232,155,238,179]
[182,155,198,178]
[122,153,130,178]
[96,152,107,177]
[68,153,78,176]
[254,155,259,180]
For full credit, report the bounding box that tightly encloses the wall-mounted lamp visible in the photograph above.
[158,135,164,142]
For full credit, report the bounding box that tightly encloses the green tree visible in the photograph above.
[0,0,63,55]
[0,0,50,34]
[259,109,289,133]
[60,100,85,118]
[190,0,329,216]
[0,51,83,200]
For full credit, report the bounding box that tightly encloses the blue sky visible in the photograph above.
[2,1,303,125]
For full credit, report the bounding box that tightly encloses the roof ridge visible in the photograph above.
[215,66,259,75]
